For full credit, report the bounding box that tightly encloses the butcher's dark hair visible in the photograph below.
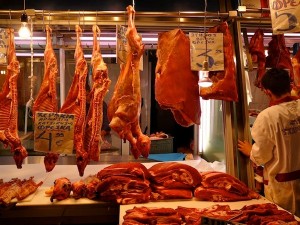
[261,68,291,97]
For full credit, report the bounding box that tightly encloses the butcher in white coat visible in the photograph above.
[238,68,300,217]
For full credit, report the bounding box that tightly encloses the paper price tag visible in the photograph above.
[189,32,224,71]
[34,112,75,154]
[0,28,8,65]
[116,25,143,71]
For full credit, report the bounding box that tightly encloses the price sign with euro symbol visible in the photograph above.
[34,112,75,154]
[269,0,300,34]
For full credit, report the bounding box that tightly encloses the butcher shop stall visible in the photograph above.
[0,0,300,224]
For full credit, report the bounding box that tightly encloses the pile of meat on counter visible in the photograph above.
[46,161,259,204]
[123,203,300,225]
[0,177,43,206]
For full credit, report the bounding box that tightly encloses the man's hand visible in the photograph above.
[237,140,252,157]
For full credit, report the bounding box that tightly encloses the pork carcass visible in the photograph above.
[155,29,200,127]
[32,25,59,172]
[107,5,150,159]
[266,34,294,81]
[84,25,111,162]
[249,29,266,88]
[200,22,238,102]
[60,25,88,176]
[0,28,27,168]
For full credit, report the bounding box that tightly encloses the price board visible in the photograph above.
[189,32,224,71]
[34,112,75,154]
[269,0,300,34]
[0,28,8,65]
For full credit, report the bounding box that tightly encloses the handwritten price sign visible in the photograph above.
[189,32,224,71]
[34,112,75,154]
[269,0,300,34]
[116,25,143,70]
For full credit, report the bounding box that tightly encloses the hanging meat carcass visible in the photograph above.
[107,5,151,159]
[0,28,27,168]
[60,25,88,176]
[291,45,300,95]
[200,22,238,102]
[249,29,266,88]
[32,25,59,172]
[84,25,111,162]
[32,25,58,117]
[266,34,294,81]
[155,29,200,127]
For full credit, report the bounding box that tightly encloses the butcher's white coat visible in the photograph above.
[250,99,300,216]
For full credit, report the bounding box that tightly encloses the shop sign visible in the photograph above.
[269,0,300,34]
[34,112,75,154]
[116,25,143,70]
[0,28,8,65]
[240,0,262,17]
[189,32,224,71]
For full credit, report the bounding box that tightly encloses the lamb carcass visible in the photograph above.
[0,28,27,168]
[266,34,294,81]
[155,29,200,127]
[200,22,238,102]
[249,29,266,88]
[60,25,88,176]
[108,5,150,159]
[32,25,59,172]
[84,25,111,162]
[32,25,58,118]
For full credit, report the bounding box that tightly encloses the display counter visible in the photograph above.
[0,161,298,225]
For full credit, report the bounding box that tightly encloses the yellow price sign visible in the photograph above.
[34,112,75,154]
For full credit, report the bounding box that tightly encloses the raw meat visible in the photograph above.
[200,22,238,102]
[32,25,60,172]
[0,28,27,168]
[107,5,150,159]
[96,162,151,204]
[60,25,88,176]
[291,45,300,95]
[84,24,111,162]
[194,171,260,201]
[97,162,150,180]
[148,162,202,200]
[50,177,72,202]
[155,28,200,127]
[123,206,182,225]
[32,25,58,118]
[266,34,294,81]
[249,29,266,88]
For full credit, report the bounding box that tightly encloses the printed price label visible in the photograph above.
[269,0,300,34]
[189,32,224,71]
[34,112,75,154]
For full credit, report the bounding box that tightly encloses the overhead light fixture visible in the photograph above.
[198,60,213,87]
[18,0,31,39]
[198,0,212,88]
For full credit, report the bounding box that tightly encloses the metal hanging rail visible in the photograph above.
[0,9,230,33]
